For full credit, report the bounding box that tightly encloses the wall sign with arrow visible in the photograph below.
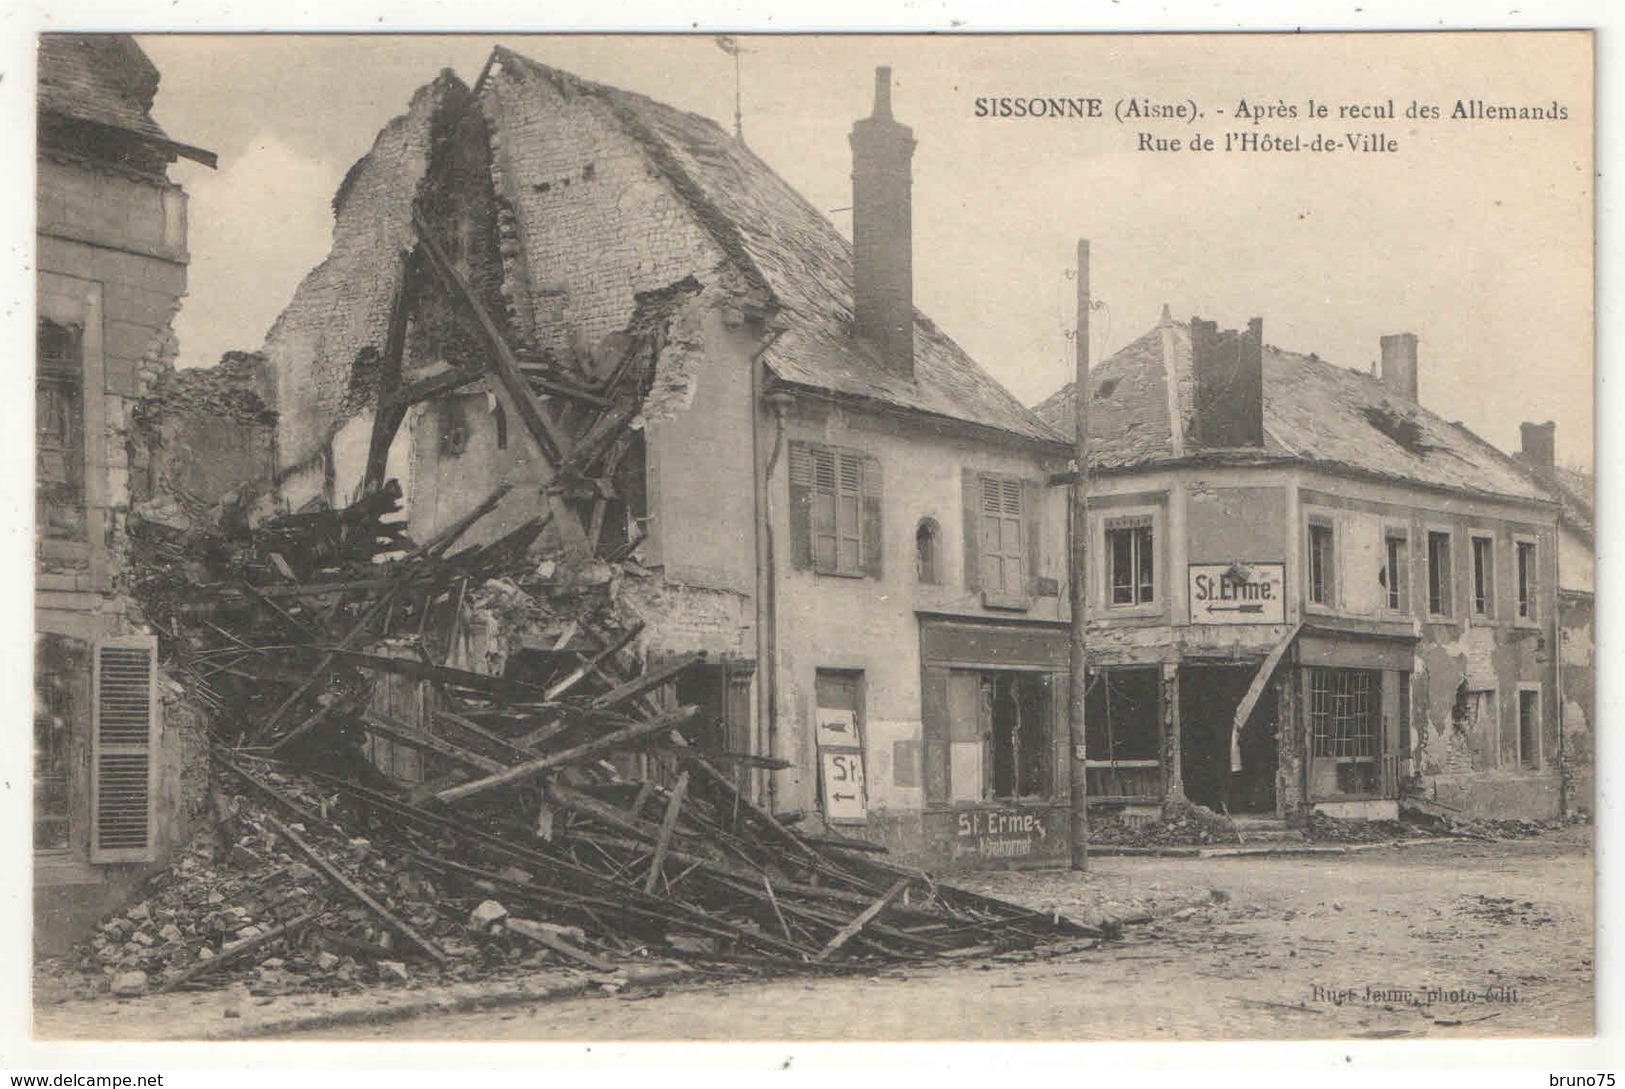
[1188,562,1287,625]
[816,707,868,823]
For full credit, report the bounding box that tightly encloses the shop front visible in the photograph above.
[917,614,1072,871]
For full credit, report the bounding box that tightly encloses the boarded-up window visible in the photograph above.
[789,442,882,578]
[37,319,86,542]
[91,640,156,862]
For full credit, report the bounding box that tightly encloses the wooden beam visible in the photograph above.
[590,652,706,710]
[643,771,689,894]
[388,364,492,409]
[265,814,447,963]
[435,706,698,804]
[812,878,911,962]
[412,208,573,468]
[360,710,509,775]
[545,621,645,700]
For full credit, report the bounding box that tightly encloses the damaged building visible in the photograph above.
[33,34,223,946]
[256,52,1076,870]
[1035,310,1577,824]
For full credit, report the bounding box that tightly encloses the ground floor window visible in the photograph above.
[1307,667,1381,796]
[1084,667,1162,800]
[34,634,87,852]
[939,669,1057,803]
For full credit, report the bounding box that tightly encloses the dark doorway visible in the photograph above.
[1179,663,1277,814]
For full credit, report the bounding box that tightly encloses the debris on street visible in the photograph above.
[91,438,1098,998]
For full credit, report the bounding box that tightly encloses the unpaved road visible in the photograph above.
[300,828,1594,1042]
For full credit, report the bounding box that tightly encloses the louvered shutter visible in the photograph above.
[788,442,814,569]
[1023,478,1043,597]
[91,639,157,862]
[961,469,981,591]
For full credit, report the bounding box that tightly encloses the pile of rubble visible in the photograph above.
[98,470,1096,998]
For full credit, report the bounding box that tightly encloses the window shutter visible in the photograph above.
[961,469,981,591]
[1023,477,1043,597]
[787,441,814,570]
[861,453,883,578]
[91,639,157,863]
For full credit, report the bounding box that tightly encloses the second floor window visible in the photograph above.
[1106,516,1154,606]
[1472,535,1495,617]
[789,441,881,579]
[979,476,1026,598]
[1517,540,1538,620]
[1384,531,1409,612]
[1428,531,1454,616]
[1307,520,1336,606]
[37,319,86,542]
[916,518,941,584]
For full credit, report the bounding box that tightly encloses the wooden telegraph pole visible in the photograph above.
[1067,239,1092,871]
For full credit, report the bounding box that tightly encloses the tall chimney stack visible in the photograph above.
[850,66,916,376]
[1521,420,1556,472]
[1190,316,1265,448]
[1380,333,1419,402]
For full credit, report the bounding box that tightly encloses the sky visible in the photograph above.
[137,32,1594,470]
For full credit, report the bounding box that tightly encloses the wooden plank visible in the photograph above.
[155,909,322,994]
[360,711,508,775]
[1228,621,1303,774]
[433,709,535,766]
[412,209,573,468]
[545,622,645,700]
[435,706,697,804]
[590,652,706,710]
[812,879,911,963]
[643,772,689,894]
[265,814,447,963]
[504,917,616,971]
[389,364,491,409]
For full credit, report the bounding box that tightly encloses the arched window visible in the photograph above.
[915,517,941,584]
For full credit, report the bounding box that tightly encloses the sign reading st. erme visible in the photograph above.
[1188,562,1287,624]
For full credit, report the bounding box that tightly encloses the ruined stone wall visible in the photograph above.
[263,75,462,499]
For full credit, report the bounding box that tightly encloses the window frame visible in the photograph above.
[1426,528,1455,619]
[915,517,942,585]
[977,471,1028,608]
[1514,535,1540,624]
[790,441,876,579]
[36,274,108,587]
[1305,515,1338,610]
[1470,532,1496,620]
[1104,513,1157,610]
[1383,527,1410,614]
[1094,504,1162,617]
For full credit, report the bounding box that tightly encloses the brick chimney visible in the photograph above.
[1521,420,1556,472]
[1190,316,1264,448]
[850,66,916,376]
[1380,333,1419,402]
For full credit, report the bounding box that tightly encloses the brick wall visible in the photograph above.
[480,58,727,360]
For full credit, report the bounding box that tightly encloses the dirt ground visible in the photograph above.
[295,826,1595,1043]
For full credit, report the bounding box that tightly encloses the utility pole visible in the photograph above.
[1068,239,1091,871]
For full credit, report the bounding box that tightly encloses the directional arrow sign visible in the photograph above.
[1188,563,1286,625]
